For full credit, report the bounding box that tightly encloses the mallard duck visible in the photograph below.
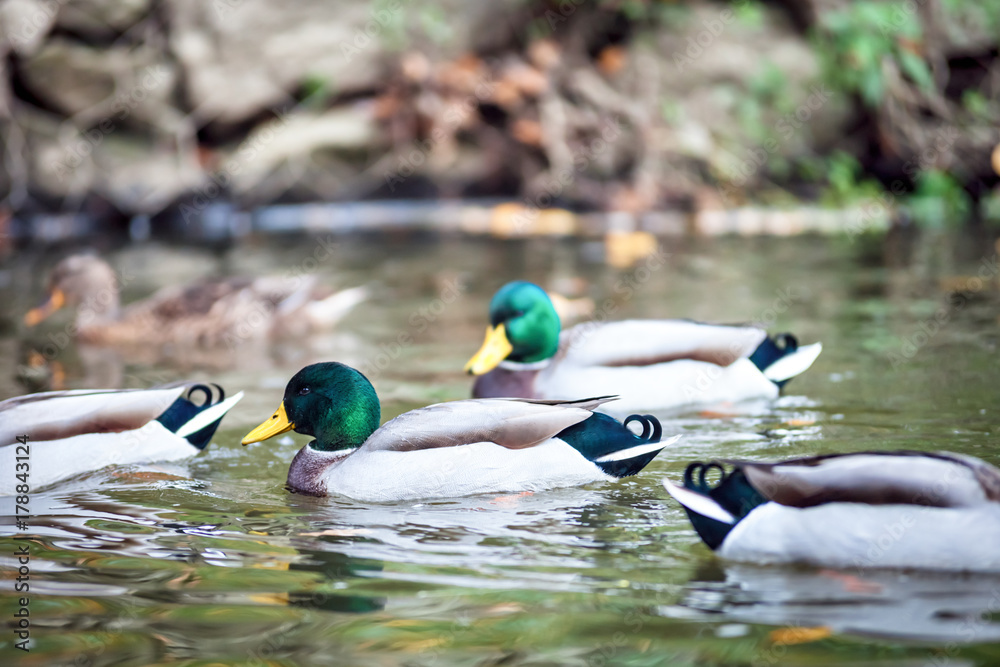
[663,451,1000,572]
[465,281,823,414]
[24,254,368,346]
[0,383,243,494]
[241,361,678,501]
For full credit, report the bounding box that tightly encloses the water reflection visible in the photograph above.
[678,562,1000,644]
[2,235,1000,664]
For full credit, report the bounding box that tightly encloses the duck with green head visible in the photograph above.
[242,362,677,501]
[465,281,822,415]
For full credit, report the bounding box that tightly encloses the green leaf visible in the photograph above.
[898,49,934,91]
[962,90,989,117]
[860,66,884,106]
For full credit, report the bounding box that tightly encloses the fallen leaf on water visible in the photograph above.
[484,603,524,615]
[698,409,737,419]
[819,569,884,593]
[768,625,832,645]
[488,491,534,507]
[300,528,373,537]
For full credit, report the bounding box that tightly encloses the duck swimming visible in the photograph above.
[24,254,368,347]
[0,383,242,493]
[241,361,677,501]
[663,451,1000,572]
[465,281,822,414]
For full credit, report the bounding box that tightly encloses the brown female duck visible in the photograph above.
[25,255,367,347]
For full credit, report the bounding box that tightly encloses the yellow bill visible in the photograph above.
[24,288,66,327]
[464,323,513,375]
[242,401,295,445]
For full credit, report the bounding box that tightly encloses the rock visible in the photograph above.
[56,0,151,38]
[19,39,177,124]
[21,104,202,214]
[92,134,204,213]
[165,0,524,127]
[166,0,385,126]
[1,0,59,56]
[1,0,58,56]
[20,40,116,116]
[221,107,379,197]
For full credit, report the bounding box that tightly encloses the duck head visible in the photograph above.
[25,255,121,327]
[465,281,561,375]
[242,362,380,452]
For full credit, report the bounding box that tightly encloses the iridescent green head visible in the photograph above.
[465,281,561,374]
[242,362,380,452]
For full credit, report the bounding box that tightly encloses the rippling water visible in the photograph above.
[2,233,999,666]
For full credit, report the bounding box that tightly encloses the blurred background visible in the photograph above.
[0,0,998,242]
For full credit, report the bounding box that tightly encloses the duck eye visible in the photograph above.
[513,310,525,318]
[298,387,311,396]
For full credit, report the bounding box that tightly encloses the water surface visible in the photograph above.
[2,233,999,666]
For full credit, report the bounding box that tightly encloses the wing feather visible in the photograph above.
[560,320,767,368]
[738,452,999,508]
[361,398,603,452]
[0,387,185,446]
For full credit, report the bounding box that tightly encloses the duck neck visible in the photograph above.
[288,446,353,496]
[74,261,124,327]
[76,289,121,328]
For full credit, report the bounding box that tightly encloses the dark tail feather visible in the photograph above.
[670,461,769,549]
[623,414,662,443]
[156,384,228,450]
[557,413,675,479]
[748,333,797,388]
[594,446,664,478]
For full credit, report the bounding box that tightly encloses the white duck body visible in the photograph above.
[0,385,242,494]
[292,440,612,503]
[517,320,821,415]
[664,452,1000,573]
[719,500,1000,571]
[283,397,676,502]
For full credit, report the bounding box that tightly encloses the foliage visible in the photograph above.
[816,2,932,107]
[902,169,971,229]
[982,191,1000,227]
[817,151,883,207]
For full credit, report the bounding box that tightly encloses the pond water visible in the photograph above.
[2,232,999,666]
